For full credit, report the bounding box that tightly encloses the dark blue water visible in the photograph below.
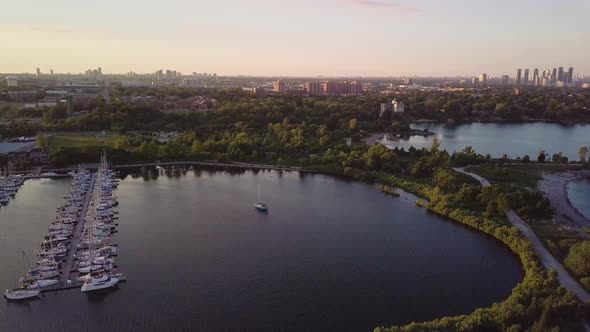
[568,178,590,221]
[1,169,523,332]
[381,122,590,159]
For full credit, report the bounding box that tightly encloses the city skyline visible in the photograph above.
[1,0,589,76]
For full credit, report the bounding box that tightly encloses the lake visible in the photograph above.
[1,168,523,332]
[568,178,590,221]
[379,122,590,159]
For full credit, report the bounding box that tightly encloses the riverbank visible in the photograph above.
[539,170,590,228]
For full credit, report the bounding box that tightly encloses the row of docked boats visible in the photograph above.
[4,157,125,301]
[4,170,92,300]
[0,174,24,206]
[76,157,124,292]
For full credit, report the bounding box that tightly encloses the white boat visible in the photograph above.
[27,279,58,289]
[253,184,268,212]
[81,274,119,292]
[4,288,40,301]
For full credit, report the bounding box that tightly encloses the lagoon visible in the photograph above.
[1,168,523,331]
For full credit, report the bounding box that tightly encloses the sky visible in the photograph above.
[1,0,589,77]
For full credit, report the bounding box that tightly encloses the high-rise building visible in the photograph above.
[471,77,479,85]
[567,67,574,83]
[304,82,322,94]
[501,75,510,85]
[165,70,177,80]
[551,68,557,84]
[50,69,54,75]
[479,73,487,86]
[36,68,41,77]
[558,67,564,82]
[516,69,522,85]
[273,80,286,93]
[533,69,540,86]
[5,76,18,87]
[98,67,102,75]
[350,81,363,94]
[523,69,529,85]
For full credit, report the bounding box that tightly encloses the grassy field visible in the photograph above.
[45,135,118,154]
[466,164,542,188]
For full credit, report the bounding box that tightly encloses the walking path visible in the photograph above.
[454,167,590,303]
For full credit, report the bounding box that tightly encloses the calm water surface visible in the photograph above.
[1,169,523,332]
[568,178,590,221]
[381,122,590,159]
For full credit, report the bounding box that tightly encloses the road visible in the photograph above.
[454,167,590,303]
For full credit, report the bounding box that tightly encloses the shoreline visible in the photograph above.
[539,170,590,228]
[564,174,590,224]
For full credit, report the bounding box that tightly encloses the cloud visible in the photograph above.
[347,0,422,12]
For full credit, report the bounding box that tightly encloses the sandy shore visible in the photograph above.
[538,170,590,228]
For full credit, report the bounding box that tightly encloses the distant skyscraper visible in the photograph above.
[523,69,529,85]
[471,77,479,85]
[304,82,321,94]
[516,69,522,85]
[36,68,41,77]
[50,69,54,75]
[350,81,363,94]
[552,68,557,84]
[98,67,102,75]
[558,67,564,82]
[533,69,540,86]
[479,73,487,86]
[273,80,286,93]
[567,67,574,83]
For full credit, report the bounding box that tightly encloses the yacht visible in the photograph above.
[27,279,58,289]
[81,273,119,292]
[4,288,40,301]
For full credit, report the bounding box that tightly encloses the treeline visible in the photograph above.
[367,171,583,331]
[3,85,590,139]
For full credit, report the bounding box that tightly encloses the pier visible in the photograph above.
[12,162,125,295]
[58,174,95,286]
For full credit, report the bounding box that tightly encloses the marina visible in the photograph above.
[4,156,125,300]
[0,164,25,207]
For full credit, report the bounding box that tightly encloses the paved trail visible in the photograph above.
[453,168,590,303]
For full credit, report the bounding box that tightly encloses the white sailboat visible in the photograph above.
[5,252,42,301]
[253,184,268,212]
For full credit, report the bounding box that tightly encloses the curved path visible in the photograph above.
[453,168,590,303]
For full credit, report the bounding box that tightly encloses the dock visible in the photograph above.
[58,174,95,286]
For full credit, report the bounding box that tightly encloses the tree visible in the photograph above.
[36,134,49,151]
[191,140,203,153]
[537,150,546,163]
[578,146,589,163]
[565,241,590,278]
[434,168,458,191]
[522,155,530,163]
[349,118,358,131]
[430,136,442,154]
